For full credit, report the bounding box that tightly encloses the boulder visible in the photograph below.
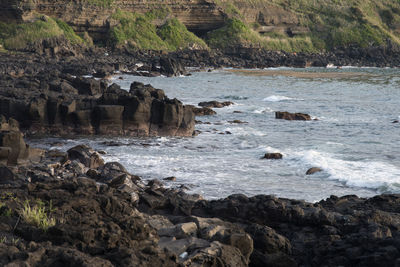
[275,111,311,121]
[67,145,104,169]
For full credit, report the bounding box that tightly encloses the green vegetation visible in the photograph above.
[20,200,56,231]
[0,15,84,51]
[206,18,319,52]
[157,18,208,50]
[208,0,400,51]
[262,0,400,49]
[108,9,208,51]
[87,0,114,7]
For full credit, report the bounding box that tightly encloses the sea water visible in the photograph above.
[30,67,400,202]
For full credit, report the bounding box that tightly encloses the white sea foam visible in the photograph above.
[289,150,400,192]
[262,95,302,102]
[253,107,273,114]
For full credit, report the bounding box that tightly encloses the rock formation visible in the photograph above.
[0,116,43,165]
[0,55,195,137]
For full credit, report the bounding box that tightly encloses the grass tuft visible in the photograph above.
[20,200,56,231]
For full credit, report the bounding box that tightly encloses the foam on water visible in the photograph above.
[253,107,273,113]
[288,149,400,193]
[262,95,302,102]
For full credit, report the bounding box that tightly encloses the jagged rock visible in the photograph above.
[275,111,311,121]
[0,117,43,165]
[160,57,186,77]
[67,145,104,169]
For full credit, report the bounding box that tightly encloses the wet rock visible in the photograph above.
[190,106,217,116]
[306,167,322,175]
[275,111,311,121]
[160,57,186,77]
[163,176,177,181]
[262,153,283,160]
[228,120,247,124]
[198,101,234,108]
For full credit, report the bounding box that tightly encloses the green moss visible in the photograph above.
[109,10,208,51]
[55,19,85,45]
[0,15,84,50]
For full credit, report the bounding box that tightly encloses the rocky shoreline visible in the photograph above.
[1,49,400,266]
[0,121,399,266]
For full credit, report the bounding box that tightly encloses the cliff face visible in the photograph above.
[3,0,299,41]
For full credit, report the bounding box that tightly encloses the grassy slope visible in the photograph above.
[209,0,400,51]
[0,15,84,51]
[108,9,208,51]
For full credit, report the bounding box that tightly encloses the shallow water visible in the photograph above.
[30,67,400,202]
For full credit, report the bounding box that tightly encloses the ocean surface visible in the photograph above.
[30,67,400,202]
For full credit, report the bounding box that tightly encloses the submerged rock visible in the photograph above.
[306,167,323,175]
[262,153,283,160]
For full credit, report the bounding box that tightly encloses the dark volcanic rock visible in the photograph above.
[0,116,43,165]
[67,145,104,169]
[0,67,195,137]
[198,101,234,108]
[160,57,186,77]
[262,153,283,160]
[190,106,217,116]
[275,111,312,121]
